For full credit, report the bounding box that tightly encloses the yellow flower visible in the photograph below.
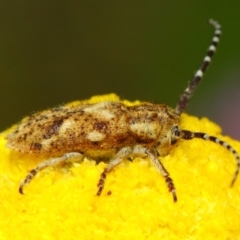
[0,94,239,239]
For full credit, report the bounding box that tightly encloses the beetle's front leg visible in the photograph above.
[133,145,177,202]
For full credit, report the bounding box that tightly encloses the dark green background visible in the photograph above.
[0,1,240,139]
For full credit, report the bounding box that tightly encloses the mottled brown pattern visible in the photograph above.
[43,119,64,139]
[30,142,42,151]
[93,121,109,133]
[6,101,180,157]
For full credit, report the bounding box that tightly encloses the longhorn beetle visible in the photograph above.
[6,19,240,202]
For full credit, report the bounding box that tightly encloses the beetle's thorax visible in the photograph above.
[128,103,180,153]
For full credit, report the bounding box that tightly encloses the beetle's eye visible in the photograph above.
[171,126,181,145]
[172,126,180,137]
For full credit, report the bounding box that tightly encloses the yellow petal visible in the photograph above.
[0,94,239,239]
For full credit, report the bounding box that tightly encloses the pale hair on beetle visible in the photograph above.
[6,19,240,202]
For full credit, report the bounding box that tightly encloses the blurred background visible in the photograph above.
[0,1,240,139]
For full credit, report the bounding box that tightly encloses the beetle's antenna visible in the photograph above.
[180,130,240,187]
[174,19,221,115]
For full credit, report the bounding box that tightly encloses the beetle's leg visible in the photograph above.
[96,147,132,196]
[19,152,83,194]
[133,145,177,202]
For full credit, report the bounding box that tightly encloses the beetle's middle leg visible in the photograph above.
[96,147,132,195]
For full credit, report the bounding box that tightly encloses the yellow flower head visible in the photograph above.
[0,94,240,239]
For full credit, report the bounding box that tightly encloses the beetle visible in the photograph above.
[6,19,240,202]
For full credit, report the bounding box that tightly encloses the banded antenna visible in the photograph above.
[173,20,240,189]
[179,130,240,188]
[175,19,221,115]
